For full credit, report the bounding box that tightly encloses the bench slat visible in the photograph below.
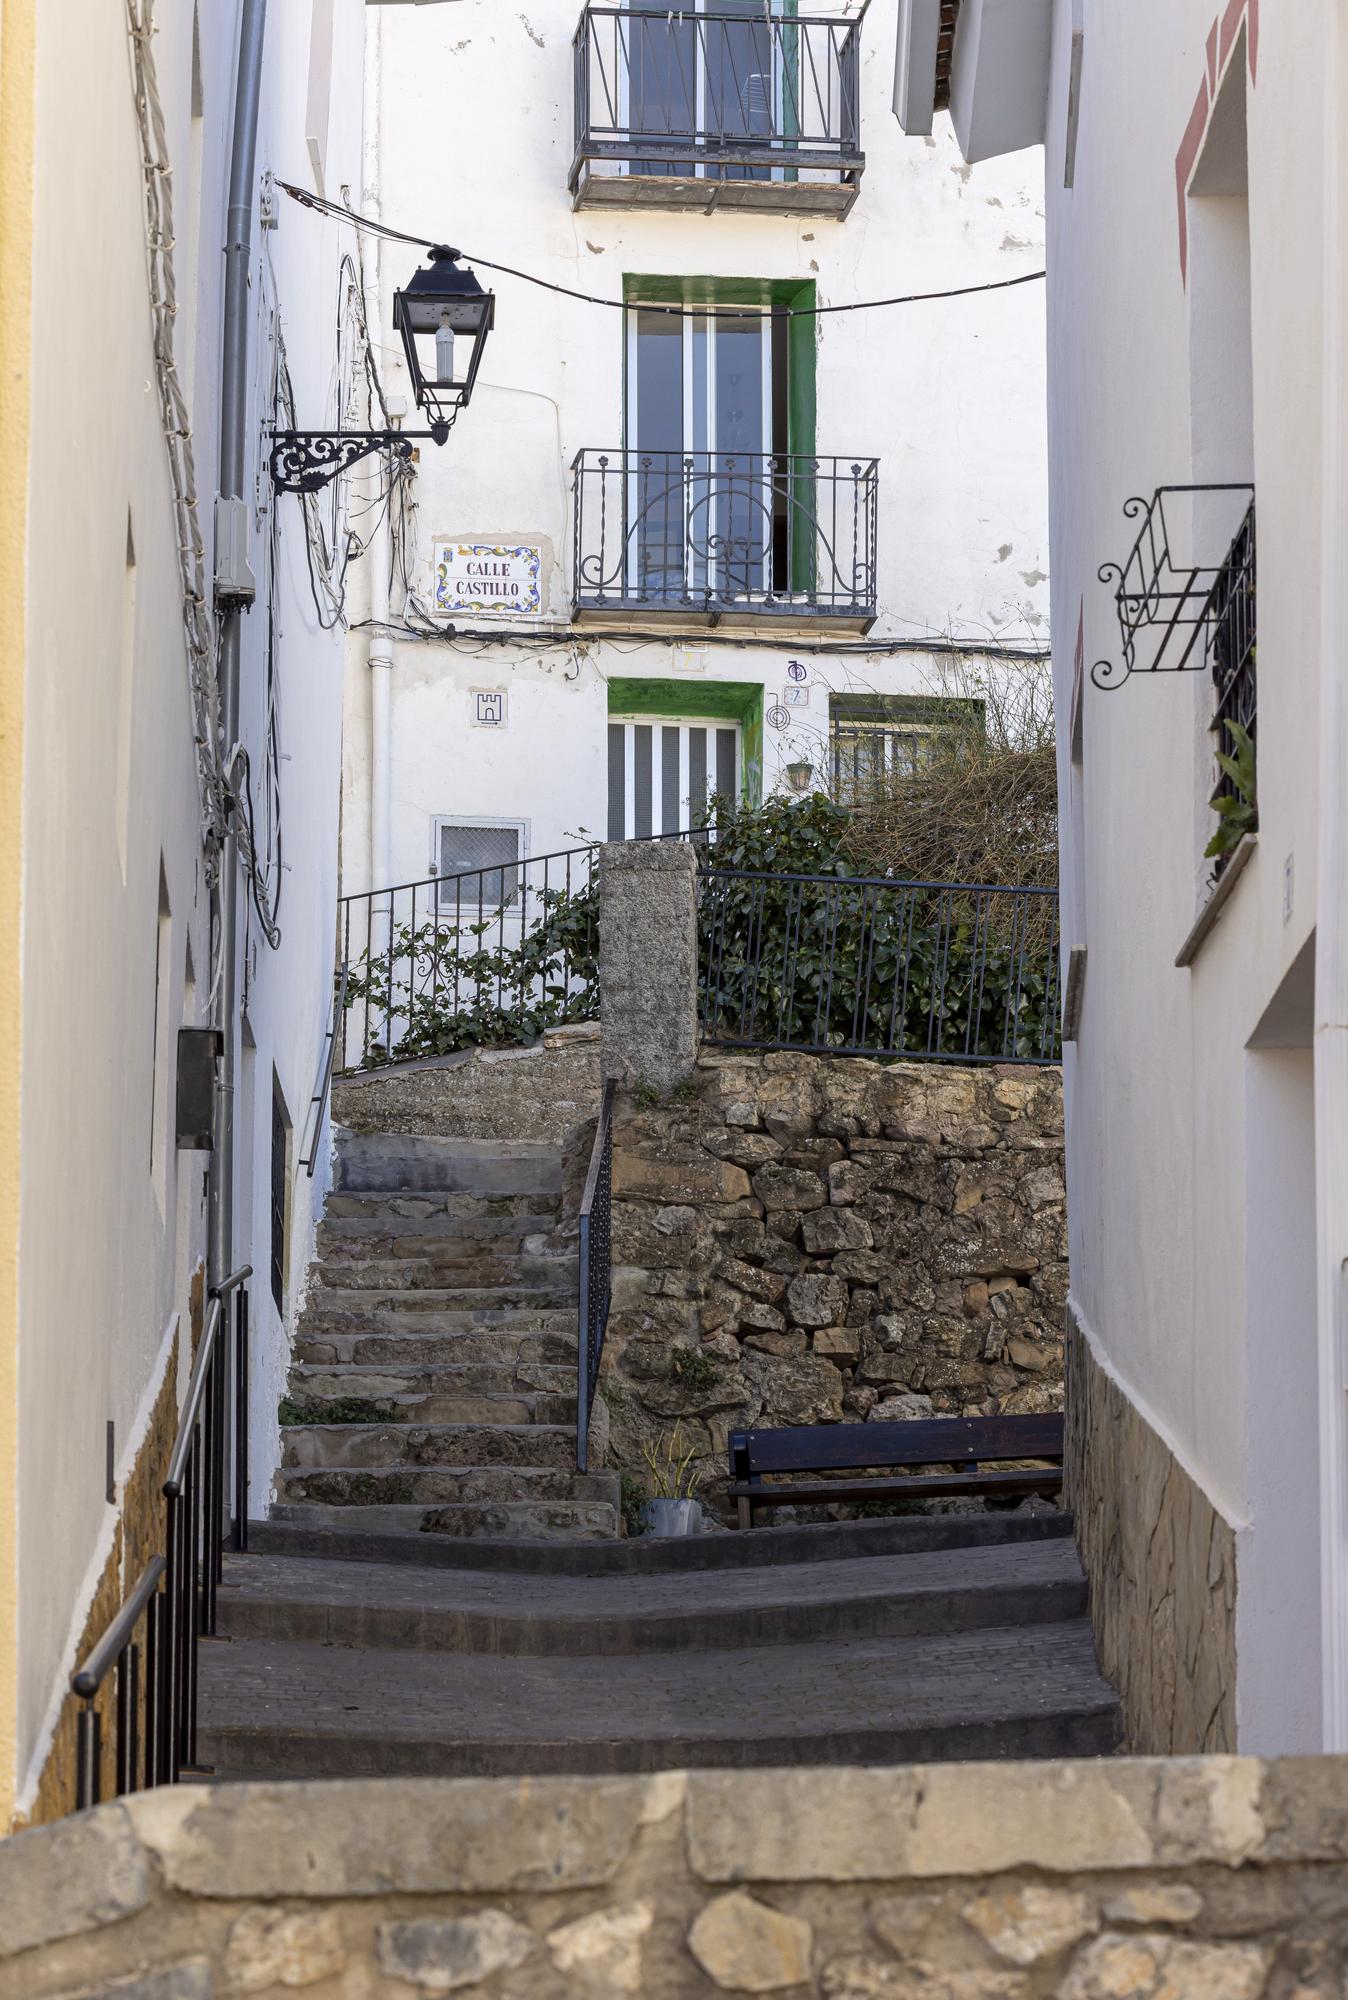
[731,1414,1063,1477]
[725,1467,1064,1507]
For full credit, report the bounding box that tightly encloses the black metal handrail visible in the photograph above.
[299,960,348,1177]
[71,1557,168,1810]
[576,1079,615,1474]
[572,449,879,623]
[700,869,1061,1064]
[71,1266,252,1812]
[571,5,864,190]
[1092,484,1256,688]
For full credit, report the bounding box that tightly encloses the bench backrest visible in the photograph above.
[729,1413,1064,1480]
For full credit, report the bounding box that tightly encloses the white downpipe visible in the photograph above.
[363,11,393,903]
[1316,5,1348,1753]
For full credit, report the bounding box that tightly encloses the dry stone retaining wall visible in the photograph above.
[601,1051,1067,1507]
[3,1758,1347,1997]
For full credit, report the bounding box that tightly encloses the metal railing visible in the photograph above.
[572,449,879,624]
[299,961,348,1176]
[577,1080,615,1474]
[1208,499,1257,854]
[571,5,863,191]
[70,1266,252,1812]
[338,845,601,1075]
[700,870,1061,1064]
[1092,484,1256,689]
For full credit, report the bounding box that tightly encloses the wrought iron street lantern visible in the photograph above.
[270,249,495,495]
[785,759,814,794]
[393,247,495,436]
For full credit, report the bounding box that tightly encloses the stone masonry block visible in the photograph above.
[600,842,698,1094]
[127,1776,651,1897]
[0,1804,150,1959]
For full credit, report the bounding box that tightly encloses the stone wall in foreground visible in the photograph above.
[3,1757,1347,1998]
[1065,1307,1239,1756]
[601,1051,1068,1505]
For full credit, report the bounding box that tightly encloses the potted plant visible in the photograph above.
[640,1426,704,1537]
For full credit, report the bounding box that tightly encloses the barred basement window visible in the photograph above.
[434,819,526,911]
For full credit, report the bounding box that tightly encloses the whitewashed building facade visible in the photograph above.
[895,0,1348,1754]
[0,0,364,1822]
[342,0,1051,912]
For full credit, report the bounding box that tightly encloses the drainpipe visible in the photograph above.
[208,0,267,1300]
[1318,2,1348,1753]
[363,9,394,900]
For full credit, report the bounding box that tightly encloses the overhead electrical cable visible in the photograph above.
[275,180,1045,320]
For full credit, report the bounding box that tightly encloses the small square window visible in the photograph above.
[435,820,525,909]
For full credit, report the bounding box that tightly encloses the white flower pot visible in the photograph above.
[641,1497,702,1538]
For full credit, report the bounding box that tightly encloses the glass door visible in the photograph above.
[628,303,781,604]
[620,0,788,181]
[703,0,779,182]
[623,0,699,176]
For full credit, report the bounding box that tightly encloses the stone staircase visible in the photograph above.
[196,1115,1121,1779]
[276,1130,620,1540]
[200,1510,1121,1777]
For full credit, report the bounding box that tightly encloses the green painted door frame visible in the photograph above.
[607,675,764,805]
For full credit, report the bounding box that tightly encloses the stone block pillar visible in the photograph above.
[599,841,698,1093]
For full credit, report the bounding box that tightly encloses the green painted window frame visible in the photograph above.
[621,276,818,595]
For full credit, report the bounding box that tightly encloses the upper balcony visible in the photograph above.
[571,448,878,632]
[571,5,865,217]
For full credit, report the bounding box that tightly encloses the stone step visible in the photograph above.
[335,1133,563,1197]
[316,1225,558,1261]
[309,1254,573,1293]
[302,1286,577,1318]
[280,1423,579,1473]
[283,1394,575,1429]
[198,1617,1121,1778]
[294,1328,577,1369]
[323,1192,559,1224]
[318,1208,556,1240]
[283,1374,574,1429]
[265,1498,621,1541]
[245,1508,1075,1575]
[215,1538,1088,1656]
[273,1464,612,1508]
[289,1361,576,1399]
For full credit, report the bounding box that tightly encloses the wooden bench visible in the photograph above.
[726,1413,1065,1528]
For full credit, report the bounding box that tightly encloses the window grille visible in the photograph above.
[436,822,523,908]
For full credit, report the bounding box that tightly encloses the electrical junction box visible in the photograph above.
[215,495,257,606]
[176,1027,223,1150]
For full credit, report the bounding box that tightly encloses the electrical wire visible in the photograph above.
[276,179,1045,320]
[352,616,1051,663]
[125,0,230,870]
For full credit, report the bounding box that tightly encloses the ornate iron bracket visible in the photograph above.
[269,427,449,495]
[1092,484,1255,690]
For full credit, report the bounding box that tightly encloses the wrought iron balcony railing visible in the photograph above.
[1093,485,1257,879]
[1092,484,1255,689]
[571,448,879,630]
[571,5,864,215]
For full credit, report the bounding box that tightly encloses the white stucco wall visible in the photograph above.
[13,0,359,1807]
[1040,0,1326,1748]
[341,0,1050,902]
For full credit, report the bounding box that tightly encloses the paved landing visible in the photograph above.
[199,1617,1120,1778]
[215,1537,1088,1655]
